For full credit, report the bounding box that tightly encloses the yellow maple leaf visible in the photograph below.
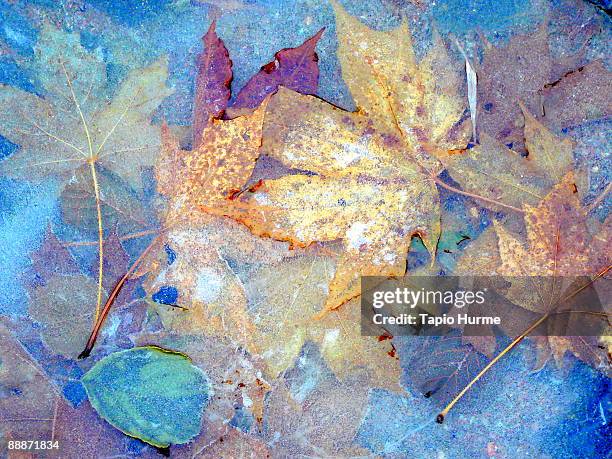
[216,1,470,315]
[152,98,402,388]
[157,99,269,224]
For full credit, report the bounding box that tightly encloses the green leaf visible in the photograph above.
[82,346,211,448]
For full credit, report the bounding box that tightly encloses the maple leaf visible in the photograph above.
[450,176,610,372]
[144,229,401,390]
[0,24,172,320]
[217,0,470,315]
[0,321,59,449]
[152,95,403,386]
[241,252,402,389]
[143,218,289,354]
[158,99,270,223]
[476,23,585,151]
[230,27,324,111]
[495,174,605,278]
[26,227,143,358]
[0,24,172,194]
[493,174,610,370]
[262,359,372,457]
[444,103,575,213]
[541,60,611,132]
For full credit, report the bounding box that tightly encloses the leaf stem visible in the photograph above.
[436,312,549,423]
[432,176,524,214]
[89,160,104,322]
[61,60,105,324]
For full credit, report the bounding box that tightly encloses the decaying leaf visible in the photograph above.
[494,174,610,370]
[0,322,58,452]
[0,23,173,229]
[444,107,577,213]
[216,0,470,314]
[406,333,489,405]
[242,252,402,388]
[193,20,233,148]
[230,28,324,111]
[157,99,269,224]
[445,133,552,212]
[82,346,212,448]
[145,228,400,389]
[225,89,443,314]
[495,174,605,278]
[193,21,323,144]
[541,60,611,131]
[144,220,289,354]
[28,274,99,358]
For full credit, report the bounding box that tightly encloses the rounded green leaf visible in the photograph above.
[82,346,211,448]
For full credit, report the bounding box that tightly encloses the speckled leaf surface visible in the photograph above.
[82,346,212,448]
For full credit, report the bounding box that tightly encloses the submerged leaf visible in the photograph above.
[28,224,81,287]
[231,28,324,111]
[243,252,402,388]
[445,133,551,211]
[161,1,469,317]
[60,164,147,232]
[82,346,211,448]
[0,322,58,449]
[541,60,611,131]
[216,1,470,314]
[444,109,578,212]
[0,24,173,231]
[29,275,99,358]
[494,174,610,370]
[520,101,574,184]
[406,333,488,406]
[193,20,233,147]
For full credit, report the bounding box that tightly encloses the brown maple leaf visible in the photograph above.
[493,174,610,371]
